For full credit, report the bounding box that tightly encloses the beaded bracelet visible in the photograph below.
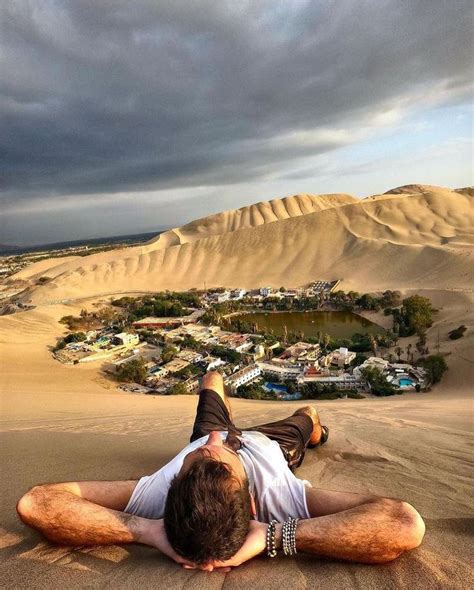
[266,520,278,557]
[282,517,299,556]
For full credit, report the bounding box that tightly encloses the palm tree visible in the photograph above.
[323,333,331,350]
[395,346,402,362]
[370,335,378,357]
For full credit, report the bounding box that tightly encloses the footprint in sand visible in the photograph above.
[0,527,23,549]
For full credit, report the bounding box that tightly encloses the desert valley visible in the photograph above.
[1,184,473,589]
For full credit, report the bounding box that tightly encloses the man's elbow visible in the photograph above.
[399,501,425,551]
[17,485,46,526]
[379,500,425,563]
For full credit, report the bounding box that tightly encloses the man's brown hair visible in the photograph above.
[163,455,251,564]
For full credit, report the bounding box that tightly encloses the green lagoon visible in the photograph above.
[232,310,384,340]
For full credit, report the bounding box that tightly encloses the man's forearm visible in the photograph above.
[17,486,147,546]
[276,499,425,564]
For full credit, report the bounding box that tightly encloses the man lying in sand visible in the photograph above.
[17,372,425,571]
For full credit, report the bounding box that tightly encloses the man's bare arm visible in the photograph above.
[305,487,382,517]
[17,483,141,545]
[16,482,193,564]
[279,497,425,564]
[203,496,425,571]
[25,480,139,511]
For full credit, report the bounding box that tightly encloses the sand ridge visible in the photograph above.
[9,186,473,305]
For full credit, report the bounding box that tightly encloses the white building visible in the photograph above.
[162,358,190,374]
[148,367,169,380]
[257,361,302,381]
[203,356,227,371]
[329,347,356,367]
[183,377,200,393]
[353,357,389,379]
[259,287,272,297]
[300,373,361,391]
[231,289,247,300]
[113,333,139,347]
[252,344,265,360]
[214,291,231,303]
[226,365,261,389]
[278,341,321,364]
[177,350,204,364]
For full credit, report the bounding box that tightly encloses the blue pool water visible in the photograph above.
[264,382,288,393]
[399,378,414,387]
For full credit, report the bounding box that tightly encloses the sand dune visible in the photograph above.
[1,293,472,589]
[12,256,81,281]
[147,192,356,250]
[15,186,473,304]
[1,185,473,588]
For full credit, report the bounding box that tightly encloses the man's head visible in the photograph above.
[163,431,253,565]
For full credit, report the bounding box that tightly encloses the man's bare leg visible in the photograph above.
[200,371,233,420]
[294,405,323,446]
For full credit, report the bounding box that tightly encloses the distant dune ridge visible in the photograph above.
[15,185,473,304]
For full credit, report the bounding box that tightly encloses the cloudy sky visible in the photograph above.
[1,1,472,246]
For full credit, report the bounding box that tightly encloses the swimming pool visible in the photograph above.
[399,378,414,387]
[264,382,288,393]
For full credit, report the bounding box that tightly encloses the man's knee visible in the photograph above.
[294,405,319,425]
[200,372,225,401]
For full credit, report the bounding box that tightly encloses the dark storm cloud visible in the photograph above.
[1,0,472,209]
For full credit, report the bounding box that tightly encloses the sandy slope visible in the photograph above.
[12,256,82,281]
[1,185,473,588]
[0,293,472,589]
[13,186,473,304]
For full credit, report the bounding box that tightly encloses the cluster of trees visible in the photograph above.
[53,331,87,352]
[418,355,448,384]
[226,319,396,355]
[174,363,203,379]
[329,290,402,312]
[160,344,178,363]
[179,335,201,350]
[261,295,323,312]
[389,295,434,338]
[235,383,276,401]
[115,358,148,385]
[300,381,364,400]
[111,291,201,322]
[208,345,243,364]
[59,307,122,331]
[111,296,186,321]
[360,366,399,396]
[167,383,192,395]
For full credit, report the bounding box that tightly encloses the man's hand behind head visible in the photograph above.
[181,521,267,572]
[164,455,251,565]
